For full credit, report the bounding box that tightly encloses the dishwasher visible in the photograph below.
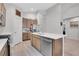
[40,36,52,56]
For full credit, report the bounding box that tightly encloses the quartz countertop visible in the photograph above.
[0,32,12,36]
[0,38,8,52]
[32,32,64,39]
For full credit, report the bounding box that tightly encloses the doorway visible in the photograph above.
[64,17,79,56]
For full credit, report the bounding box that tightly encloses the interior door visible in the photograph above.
[12,16,22,46]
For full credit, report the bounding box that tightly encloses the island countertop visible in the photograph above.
[0,39,8,52]
[32,32,64,39]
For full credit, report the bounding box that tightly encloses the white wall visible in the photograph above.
[0,4,22,47]
[62,4,79,19]
[40,3,79,39]
[23,12,36,19]
[36,12,46,32]
[0,4,15,34]
[65,20,79,39]
[62,4,79,39]
[41,4,62,34]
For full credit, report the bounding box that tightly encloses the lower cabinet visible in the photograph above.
[32,34,62,56]
[52,39,62,56]
[0,42,8,56]
[23,32,32,41]
[32,37,36,47]
[35,38,40,51]
[32,35,40,51]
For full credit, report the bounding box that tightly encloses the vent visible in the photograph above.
[16,9,21,17]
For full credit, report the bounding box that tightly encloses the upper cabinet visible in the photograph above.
[22,18,37,28]
[0,3,6,26]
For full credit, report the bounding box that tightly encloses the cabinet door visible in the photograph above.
[27,32,32,40]
[52,38,62,56]
[35,38,40,50]
[26,20,33,28]
[32,37,36,48]
[32,35,40,50]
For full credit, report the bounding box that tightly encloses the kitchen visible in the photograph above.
[0,3,63,56]
[0,3,79,56]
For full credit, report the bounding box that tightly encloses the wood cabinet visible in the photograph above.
[26,20,33,28]
[22,32,32,41]
[52,38,62,56]
[32,34,40,51]
[32,36,36,47]
[22,32,28,41]
[0,41,8,56]
[22,18,37,28]
[35,37,40,50]
[32,34,62,56]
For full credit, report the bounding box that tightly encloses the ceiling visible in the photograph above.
[12,3,56,12]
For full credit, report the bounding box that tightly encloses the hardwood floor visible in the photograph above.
[10,40,43,56]
[64,37,79,56]
[10,37,79,56]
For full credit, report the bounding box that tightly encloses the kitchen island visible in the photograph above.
[31,32,64,56]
